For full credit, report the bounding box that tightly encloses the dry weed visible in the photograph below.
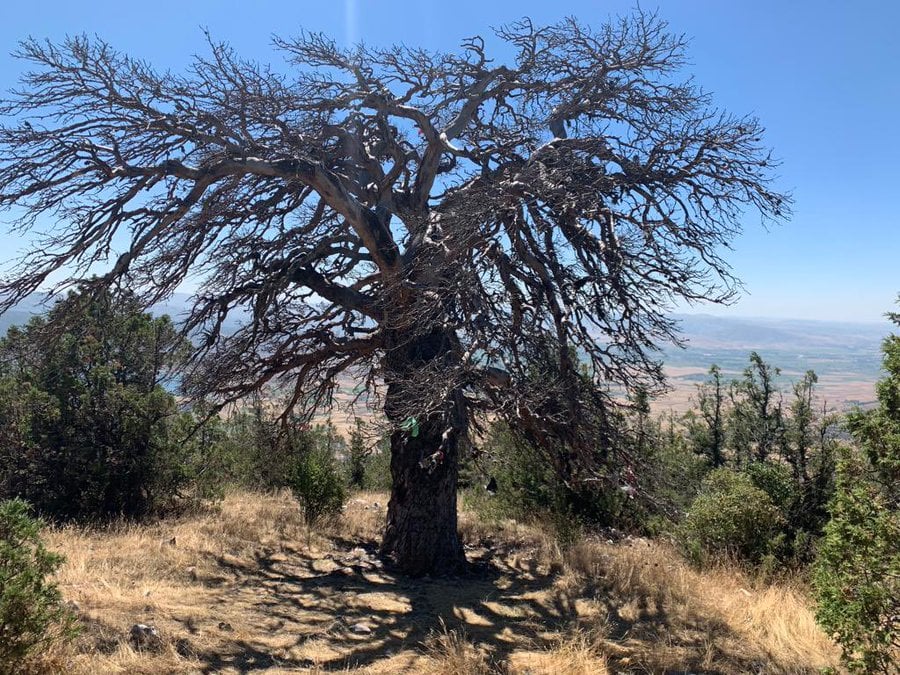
[37,490,841,674]
[506,627,610,675]
[423,618,494,675]
[559,537,841,673]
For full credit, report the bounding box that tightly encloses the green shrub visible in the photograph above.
[637,427,711,532]
[346,418,368,489]
[185,399,348,494]
[361,442,393,492]
[462,422,631,543]
[163,405,231,502]
[0,499,73,672]
[467,423,573,527]
[676,468,784,565]
[814,311,900,672]
[206,400,316,491]
[340,418,394,491]
[290,443,347,536]
[814,450,899,673]
[0,290,191,521]
[744,461,797,515]
[743,459,836,565]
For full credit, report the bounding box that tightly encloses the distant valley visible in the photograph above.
[0,295,889,414]
[659,313,889,412]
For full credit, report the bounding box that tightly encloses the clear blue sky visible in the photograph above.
[0,0,897,322]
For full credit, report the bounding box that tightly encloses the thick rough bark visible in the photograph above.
[379,328,467,576]
[380,418,466,576]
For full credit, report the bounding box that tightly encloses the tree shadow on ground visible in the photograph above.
[193,539,574,672]
[181,531,807,674]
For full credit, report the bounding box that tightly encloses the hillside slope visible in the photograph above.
[37,491,840,674]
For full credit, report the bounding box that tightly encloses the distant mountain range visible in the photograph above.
[1,295,889,410]
[0,291,215,335]
[660,313,890,410]
[0,293,47,335]
[672,313,888,351]
[666,313,888,380]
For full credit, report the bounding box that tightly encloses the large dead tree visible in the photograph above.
[0,12,788,574]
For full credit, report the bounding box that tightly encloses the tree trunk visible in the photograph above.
[379,327,467,576]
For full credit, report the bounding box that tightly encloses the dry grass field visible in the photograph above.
[32,491,841,674]
[656,366,878,415]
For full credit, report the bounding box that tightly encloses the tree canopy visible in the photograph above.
[0,11,789,573]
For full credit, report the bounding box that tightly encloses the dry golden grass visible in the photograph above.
[503,627,612,675]
[555,538,841,673]
[423,619,494,675]
[33,489,841,674]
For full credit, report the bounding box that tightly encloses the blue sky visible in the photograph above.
[0,0,897,322]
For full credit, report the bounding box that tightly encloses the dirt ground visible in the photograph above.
[39,491,841,674]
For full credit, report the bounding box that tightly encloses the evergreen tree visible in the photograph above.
[347,418,368,489]
[691,364,727,468]
[726,352,783,464]
[814,303,900,672]
[0,289,189,520]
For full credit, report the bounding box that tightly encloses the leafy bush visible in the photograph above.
[676,468,784,565]
[463,422,640,543]
[348,436,393,492]
[814,310,900,672]
[360,441,393,491]
[346,419,368,489]
[290,443,347,535]
[465,423,577,534]
[163,405,232,501]
[0,290,191,521]
[744,461,797,515]
[341,418,394,491]
[635,422,711,533]
[814,452,899,672]
[180,397,348,494]
[0,499,73,672]
[743,459,836,565]
[198,399,309,491]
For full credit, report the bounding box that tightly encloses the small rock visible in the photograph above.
[350,623,373,635]
[129,623,162,651]
[175,638,195,658]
